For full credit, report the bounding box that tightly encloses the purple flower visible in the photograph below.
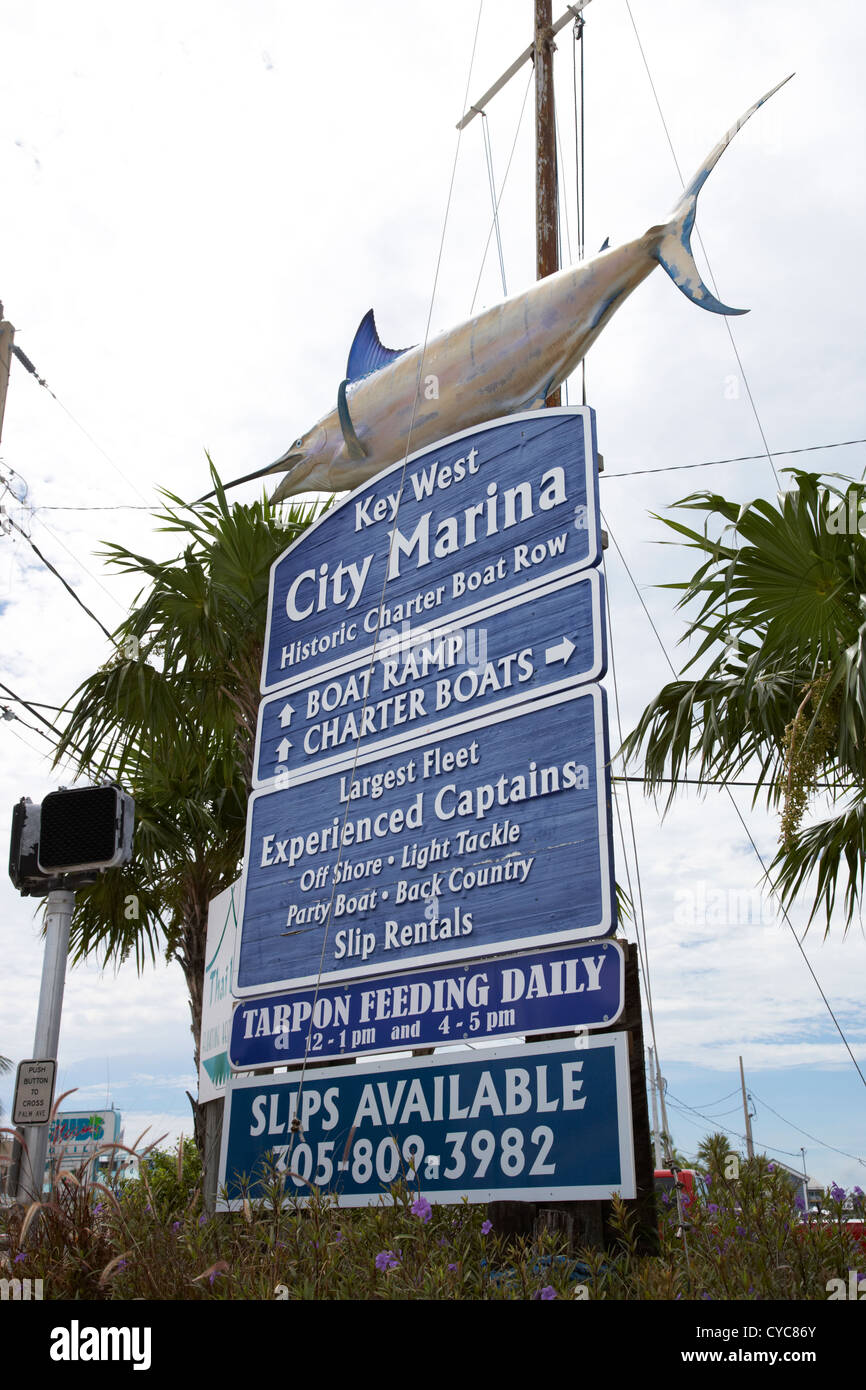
[538,1286,557,1300]
[208,1272,217,1286]
[411,1197,432,1224]
[117,1259,128,1271]
[767,1163,775,1173]
[335,1231,344,1244]
[13,1252,26,1264]
[704,1174,712,1187]
[830,1183,846,1203]
[795,1194,805,1212]
[172,1221,181,1233]
[375,1250,400,1272]
[94,1202,103,1214]
[481,1219,492,1235]
[708,1203,719,1215]
[448,1263,457,1272]
[661,1192,670,1206]
[199,1214,208,1227]
[854,1186,864,1198]
[736,1225,747,1237]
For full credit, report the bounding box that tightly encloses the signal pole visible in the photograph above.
[16,891,75,1201]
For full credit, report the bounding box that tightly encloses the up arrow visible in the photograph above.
[276,737,293,762]
[545,636,576,666]
[279,702,295,728]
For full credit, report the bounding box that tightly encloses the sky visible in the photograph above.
[1,0,865,1191]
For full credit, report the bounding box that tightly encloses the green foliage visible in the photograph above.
[3,1133,861,1301]
[621,472,866,931]
[55,466,324,977]
[119,1137,202,1220]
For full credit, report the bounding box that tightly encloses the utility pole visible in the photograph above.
[0,305,14,446]
[739,1055,755,1159]
[800,1147,809,1214]
[655,1050,674,1164]
[648,1046,663,1169]
[534,0,561,406]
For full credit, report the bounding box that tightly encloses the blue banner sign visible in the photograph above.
[261,409,601,693]
[253,569,605,786]
[229,938,624,1068]
[235,685,616,995]
[217,1035,635,1208]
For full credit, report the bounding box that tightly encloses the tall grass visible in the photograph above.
[1,1138,861,1300]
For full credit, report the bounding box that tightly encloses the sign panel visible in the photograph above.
[235,685,616,995]
[254,569,605,786]
[12,1059,56,1126]
[217,1035,635,1208]
[49,1109,122,1171]
[262,409,601,693]
[230,939,624,1068]
[198,881,240,1102]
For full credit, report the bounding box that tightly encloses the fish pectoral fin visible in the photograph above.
[337,378,369,461]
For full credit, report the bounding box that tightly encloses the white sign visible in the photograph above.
[198,882,240,1103]
[12,1059,56,1126]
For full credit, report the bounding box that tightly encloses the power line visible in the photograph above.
[11,341,151,504]
[0,693,65,712]
[749,1089,866,1168]
[687,1087,742,1110]
[2,718,49,760]
[622,0,782,491]
[613,775,855,792]
[5,514,114,641]
[665,1091,804,1159]
[32,513,128,613]
[602,437,866,479]
[21,437,866,506]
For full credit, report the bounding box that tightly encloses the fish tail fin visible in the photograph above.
[653,74,794,316]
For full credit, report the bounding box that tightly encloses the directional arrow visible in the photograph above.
[276,737,293,762]
[545,636,576,666]
[279,702,295,728]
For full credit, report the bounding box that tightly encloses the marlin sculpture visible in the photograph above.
[213,77,791,504]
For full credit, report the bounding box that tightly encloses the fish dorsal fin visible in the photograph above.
[346,309,412,383]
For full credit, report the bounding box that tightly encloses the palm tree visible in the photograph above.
[621,471,866,930]
[53,468,324,1137]
[696,1132,741,1182]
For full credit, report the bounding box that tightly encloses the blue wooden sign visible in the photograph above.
[261,409,601,693]
[217,1035,636,1208]
[235,685,616,995]
[253,568,606,786]
[229,938,624,1068]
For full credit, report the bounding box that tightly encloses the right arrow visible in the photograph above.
[544,636,576,666]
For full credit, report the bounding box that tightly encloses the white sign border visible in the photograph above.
[234,683,615,996]
[228,936,626,1069]
[216,1034,636,1209]
[261,407,600,695]
[253,566,605,788]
